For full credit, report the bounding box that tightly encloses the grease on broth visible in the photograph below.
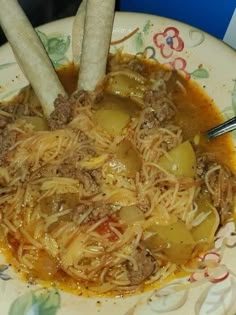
[57,60,235,174]
[0,54,235,297]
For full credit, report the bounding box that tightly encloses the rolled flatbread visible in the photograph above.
[72,0,87,68]
[0,0,67,117]
[78,0,115,91]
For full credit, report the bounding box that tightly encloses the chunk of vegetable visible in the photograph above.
[61,231,87,267]
[32,251,59,280]
[193,133,208,146]
[95,107,129,136]
[102,186,137,206]
[143,211,178,229]
[191,197,220,242]
[40,193,80,215]
[106,70,146,98]
[119,205,145,224]
[145,220,195,264]
[21,116,48,131]
[108,139,142,177]
[94,94,141,136]
[158,141,196,177]
[79,154,109,170]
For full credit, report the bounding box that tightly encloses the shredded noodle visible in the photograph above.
[0,54,235,295]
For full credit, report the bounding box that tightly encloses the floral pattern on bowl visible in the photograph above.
[0,12,235,315]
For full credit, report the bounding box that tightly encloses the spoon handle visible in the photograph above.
[206,116,236,140]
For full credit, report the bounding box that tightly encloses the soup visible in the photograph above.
[0,53,235,295]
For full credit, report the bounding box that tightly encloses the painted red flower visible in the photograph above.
[189,252,230,284]
[167,57,190,80]
[153,27,184,58]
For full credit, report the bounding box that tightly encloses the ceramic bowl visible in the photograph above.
[0,12,236,315]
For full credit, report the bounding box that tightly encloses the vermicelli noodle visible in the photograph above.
[0,53,235,295]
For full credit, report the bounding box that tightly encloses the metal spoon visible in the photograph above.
[206,116,236,140]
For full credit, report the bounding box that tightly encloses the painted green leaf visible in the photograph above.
[135,32,144,51]
[36,32,70,67]
[191,68,209,79]
[52,57,69,68]
[48,36,70,58]
[9,288,60,315]
[143,20,152,34]
[37,30,49,50]
[9,291,32,315]
[49,52,68,63]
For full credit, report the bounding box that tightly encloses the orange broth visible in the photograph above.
[0,56,235,297]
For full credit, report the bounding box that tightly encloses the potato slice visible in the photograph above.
[95,94,140,136]
[108,139,142,178]
[101,186,137,206]
[191,197,220,242]
[95,107,129,137]
[32,251,59,280]
[119,205,145,224]
[95,94,141,137]
[79,154,109,170]
[145,220,195,264]
[158,141,196,178]
[106,70,146,98]
[20,116,48,131]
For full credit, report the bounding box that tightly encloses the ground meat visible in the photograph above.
[196,154,235,224]
[149,68,173,82]
[1,102,31,117]
[196,152,218,177]
[75,129,90,143]
[77,168,102,194]
[73,146,97,164]
[49,91,93,130]
[31,143,93,181]
[71,90,93,108]
[127,247,156,285]
[196,155,209,177]
[0,117,8,129]
[48,94,73,130]
[90,203,115,220]
[0,106,14,125]
[30,165,58,180]
[56,161,77,179]
[74,203,116,224]
[138,197,151,213]
[57,157,102,195]
[207,165,234,224]
[155,101,176,123]
[107,55,147,75]
[144,90,176,123]
[0,128,17,165]
[1,103,21,116]
[140,109,160,130]
[140,107,180,150]
[126,58,146,74]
